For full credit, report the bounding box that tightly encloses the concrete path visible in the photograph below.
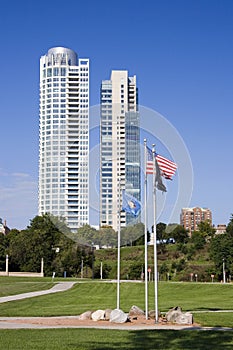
[0,282,76,304]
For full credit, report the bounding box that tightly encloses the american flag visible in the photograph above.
[146,147,154,174]
[156,154,177,180]
[146,146,177,180]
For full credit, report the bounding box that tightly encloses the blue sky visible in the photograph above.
[0,0,232,229]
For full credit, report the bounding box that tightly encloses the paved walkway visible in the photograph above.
[0,282,76,304]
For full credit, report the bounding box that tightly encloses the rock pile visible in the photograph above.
[78,305,193,325]
[78,308,129,323]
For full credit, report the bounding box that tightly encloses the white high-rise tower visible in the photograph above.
[100,70,140,231]
[39,47,89,231]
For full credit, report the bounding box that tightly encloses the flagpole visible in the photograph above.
[144,139,148,319]
[117,180,121,310]
[152,145,159,323]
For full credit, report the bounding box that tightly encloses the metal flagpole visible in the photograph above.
[117,181,121,309]
[152,145,159,323]
[144,139,148,319]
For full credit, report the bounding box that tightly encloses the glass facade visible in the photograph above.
[125,111,141,225]
[100,82,113,225]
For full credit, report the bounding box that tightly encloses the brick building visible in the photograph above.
[180,207,212,236]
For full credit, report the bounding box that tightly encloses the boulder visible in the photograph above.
[91,309,105,321]
[148,310,162,319]
[165,306,193,325]
[128,305,145,317]
[110,309,128,323]
[104,309,112,321]
[176,312,193,325]
[166,306,182,322]
[79,311,93,320]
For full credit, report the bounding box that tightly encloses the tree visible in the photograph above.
[159,262,169,280]
[209,216,233,280]
[167,224,189,243]
[156,222,167,241]
[7,214,76,275]
[209,234,233,280]
[98,227,117,248]
[76,224,97,246]
[131,223,145,246]
[226,214,233,235]
[52,244,84,277]
[190,231,206,250]
[121,223,144,246]
[197,220,215,241]
[0,233,7,271]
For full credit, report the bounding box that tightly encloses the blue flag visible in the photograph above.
[122,190,141,217]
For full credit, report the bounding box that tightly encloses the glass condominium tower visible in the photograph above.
[100,70,140,231]
[39,47,89,231]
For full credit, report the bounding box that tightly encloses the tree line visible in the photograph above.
[0,213,232,280]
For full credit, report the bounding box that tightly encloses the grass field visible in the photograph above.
[0,329,233,350]
[0,278,232,327]
[0,278,233,349]
[0,277,54,297]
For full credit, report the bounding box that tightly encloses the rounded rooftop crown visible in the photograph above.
[47,47,77,66]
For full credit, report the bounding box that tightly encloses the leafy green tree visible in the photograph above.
[121,223,144,246]
[159,262,169,280]
[52,244,84,277]
[7,214,76,275]
[0,233,7,270]
[167,224,189,243]
[209,232,233,280]
[190,231,206,250]
[76,224,97,246]
[155,222,167,241]
[132,223,145,246]
[226,214,233,235]
[197,220,215,241]
[99,227,117,248]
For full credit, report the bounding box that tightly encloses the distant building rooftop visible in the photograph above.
[0,218,10,235]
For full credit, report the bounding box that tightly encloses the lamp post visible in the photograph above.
[81,258,84,279]
[92,242,94,280]
[223,258,226,284]
[6,254,9,276]
[100,261,103,280]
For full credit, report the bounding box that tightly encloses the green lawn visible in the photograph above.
[0,277,54,297]
[0,278,232,327]
[0,279,233,349]
[194,312,233,328]
[0,329,233,350]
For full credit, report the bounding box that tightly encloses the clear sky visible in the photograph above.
[0,0,232,229]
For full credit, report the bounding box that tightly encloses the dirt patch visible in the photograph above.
[1,316,198,329]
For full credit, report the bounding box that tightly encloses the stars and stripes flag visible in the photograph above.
[156,154,177,180]
[146,146,177,191]
[146,146,154,175]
